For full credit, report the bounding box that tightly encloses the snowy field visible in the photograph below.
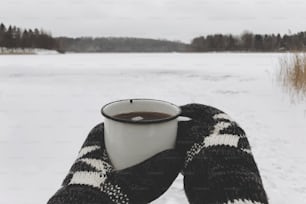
[0,53,305,204]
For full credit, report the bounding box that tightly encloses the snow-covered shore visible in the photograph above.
[0,47,59,55]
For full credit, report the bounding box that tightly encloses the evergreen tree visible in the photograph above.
[0,23,6,47]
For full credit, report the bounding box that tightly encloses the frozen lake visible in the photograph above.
[0,53,305,203]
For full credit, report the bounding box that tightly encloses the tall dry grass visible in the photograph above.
[278,53,306,100]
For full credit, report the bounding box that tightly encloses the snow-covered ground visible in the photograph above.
[0,53,305,204]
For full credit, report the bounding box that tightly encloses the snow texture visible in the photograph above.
[0,53,305,204]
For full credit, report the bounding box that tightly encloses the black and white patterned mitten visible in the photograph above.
[176,104,269,204]
[47,123,183,204]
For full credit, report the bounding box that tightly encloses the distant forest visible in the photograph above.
[191,31,306,52]
[0,23,58,50]
[57,37,188,52]
[1,22,306,53]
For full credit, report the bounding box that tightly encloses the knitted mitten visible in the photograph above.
[47,123,183,204]
[176,103,269,204]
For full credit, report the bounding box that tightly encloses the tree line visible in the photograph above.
[2,22,306,52]
[191,31,306,52]
[0,23,58,50]
[57,37,188,52]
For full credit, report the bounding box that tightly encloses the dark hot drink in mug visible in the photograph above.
[113,111,172,121]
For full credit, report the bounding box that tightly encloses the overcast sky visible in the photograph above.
[1,0,306,43]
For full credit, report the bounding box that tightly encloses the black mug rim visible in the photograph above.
[101,98,181,124]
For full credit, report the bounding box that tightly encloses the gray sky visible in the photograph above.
[1,0,306,43]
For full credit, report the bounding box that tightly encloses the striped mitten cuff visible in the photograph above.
[177,104,269,204]
[47,123,183,204]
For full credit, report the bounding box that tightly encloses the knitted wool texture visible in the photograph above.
[47,103,269,204]
[177,104,269,204]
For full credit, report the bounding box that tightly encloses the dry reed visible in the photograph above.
[278,53,306,100]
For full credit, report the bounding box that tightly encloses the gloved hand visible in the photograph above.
[176,104,269,204]
[47,123,183,204]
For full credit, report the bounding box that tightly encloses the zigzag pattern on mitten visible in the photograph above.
[184,112,252,168]
[179,104,269,204]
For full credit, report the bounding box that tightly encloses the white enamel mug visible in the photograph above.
[101,99,181,170]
